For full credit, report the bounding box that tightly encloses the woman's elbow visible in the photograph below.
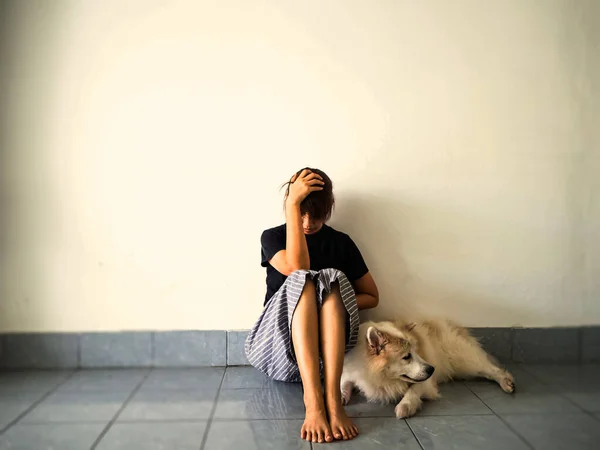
[369,284,380,308]
[285,263,310,276]
[371,293,380,308]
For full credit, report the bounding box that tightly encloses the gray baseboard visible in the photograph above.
[0,327,597,370]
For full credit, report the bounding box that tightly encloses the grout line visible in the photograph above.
[104,418,230,424]
[461,381,496,416]
[1,328,599,369]
[198,367,227,450]
[510,327,517,363]
[507,327,513,363]
[404,419,424,450]
[14,411,584,426]
[549,385,591,414]
[577,327,583,363]
[515,364,556,386]
[515,364,563,387]
[463,382,533,450]
[554,391,595,416]
[515,364,538,378]
[150,332,155,367]
[225,331,229,366]
[579,409,600,422]
[484,414,532,450]
[20,420,142,425]
[511,364,593,415]
[77,333,82,369]
[202,413,508,422]
[0,369,79,436]
[118,417,306,423]
[89,368,152,449]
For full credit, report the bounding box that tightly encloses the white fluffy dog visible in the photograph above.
[341,319,515,418]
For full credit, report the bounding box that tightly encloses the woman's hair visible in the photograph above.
[282,167,335,221]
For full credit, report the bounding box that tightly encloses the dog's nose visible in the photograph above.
[425,365,435,376]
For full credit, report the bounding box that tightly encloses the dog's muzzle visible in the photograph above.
[403,365,435,383]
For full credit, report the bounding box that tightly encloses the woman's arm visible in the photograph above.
[283,199,310,271]
[268,170,324,275]
[268,202,309,275]
[353,272,379,310]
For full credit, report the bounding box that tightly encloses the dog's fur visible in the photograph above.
[341,319,515,418]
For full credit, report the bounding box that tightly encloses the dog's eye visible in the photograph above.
[402,353,412,360]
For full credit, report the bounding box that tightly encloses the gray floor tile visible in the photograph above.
[0,399,40,431]
[0,423,105,450]
[466,373,581,414]
[140,368,224,390]
[118,389,217,421]
[96,422,207,450]
[561,386,600,412]
[343,394,396,418]
[520,364,600,387]
[495,363,545,387]
[221,366,276,389]
[214,386,305,419]
[503,413,600,449]
[205,420,310,450]
[0,371,72,397]
[56,369,147,393]
[408,415,529,450]
[314,418,421,449]
[22,390,130,423]
[419,383,492,416]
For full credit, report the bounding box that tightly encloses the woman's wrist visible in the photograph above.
[285,197,302,209]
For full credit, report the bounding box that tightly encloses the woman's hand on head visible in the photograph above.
[287,169,324,206]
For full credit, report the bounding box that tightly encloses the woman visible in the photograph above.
[245,168,379,444]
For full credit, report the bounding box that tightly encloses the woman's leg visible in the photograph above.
[320,282,359,440]
[291,278,333,444]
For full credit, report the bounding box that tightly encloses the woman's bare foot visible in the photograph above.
[301,406,333,443]
[326,397,358,440]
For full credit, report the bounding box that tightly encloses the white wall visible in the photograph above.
[581,0,600,326]
[0,0,597,332]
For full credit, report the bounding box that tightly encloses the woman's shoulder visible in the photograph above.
[262,223,286,233]
[326,226,364,259]
[261,224,286,240]
[325,225,354,243]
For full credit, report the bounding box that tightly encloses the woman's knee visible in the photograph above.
[324,280,341,297]
[300,277,317,298]
[318,268,349,282]
[289,269,311,277]
[288,270,316,291]
[322,285,347,317]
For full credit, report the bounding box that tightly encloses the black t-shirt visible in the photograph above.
[260,224,369,304]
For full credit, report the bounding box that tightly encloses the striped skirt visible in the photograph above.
[244,268,359,383]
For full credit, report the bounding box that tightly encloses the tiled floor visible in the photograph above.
[0,365,599,449]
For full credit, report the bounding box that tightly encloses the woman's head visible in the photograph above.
[283,167,334,234]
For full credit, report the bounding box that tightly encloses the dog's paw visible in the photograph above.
[395,401,418,419]
[500,373,515,394]
[340,382,354,405]
[341,390,352,406]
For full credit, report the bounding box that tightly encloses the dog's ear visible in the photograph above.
[405,322,417,332]
[367,326,388,355]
